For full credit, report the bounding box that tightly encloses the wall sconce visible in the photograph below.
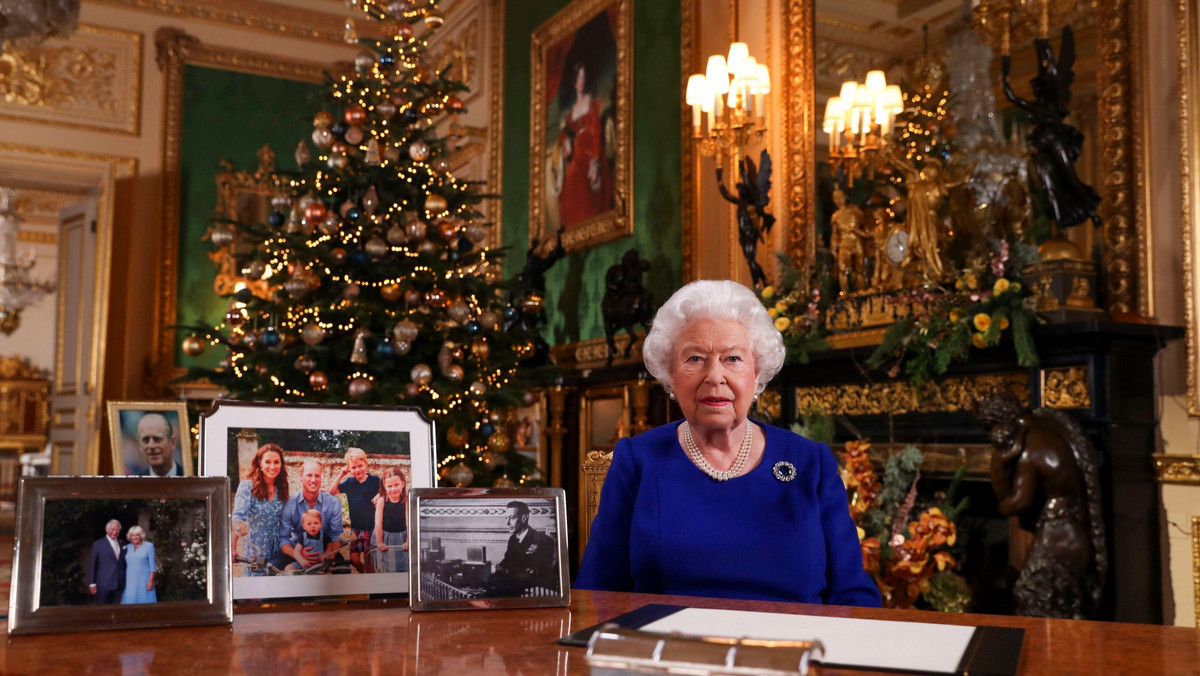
[970,0,1077,55]
[822,70,902,186]
[685,41,771,164]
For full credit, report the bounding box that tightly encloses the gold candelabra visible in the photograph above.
[971,0,1078,55]
[686,42,771,165]
[822,71,903,186]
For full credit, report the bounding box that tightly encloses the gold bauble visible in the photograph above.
[470,338,490,360]
[446,426,469,447]
[309,370,328,389]
[446,462,474,487]
[381,283,404,302]
[487,431,511,453]
[182,334,206,357]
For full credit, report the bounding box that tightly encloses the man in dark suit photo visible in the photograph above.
[88,519,126,604]
[490,501,557,597]
[135,412,184,477]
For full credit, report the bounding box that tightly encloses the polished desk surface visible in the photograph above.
[2,590,1198,675]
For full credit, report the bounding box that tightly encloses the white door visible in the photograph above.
[48,198,98,475]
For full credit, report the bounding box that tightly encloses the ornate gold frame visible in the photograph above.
[151,28,329,381]
[1179,0,1200,415]
[1193,515,1200,623]
[91,0,348,44]
[105,400,194,476]
[528,0,634,254]
[1152,454,1200,484]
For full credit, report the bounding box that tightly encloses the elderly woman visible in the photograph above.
[121,526,157,604]
[576,280,880,606]
[232,443,289,573]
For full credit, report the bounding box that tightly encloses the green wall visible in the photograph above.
[502,1,682,345]
[176,65,326,368]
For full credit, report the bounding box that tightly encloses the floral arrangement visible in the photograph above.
[759,254,830,364]
[839,439,971,612]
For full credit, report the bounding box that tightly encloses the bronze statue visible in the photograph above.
[975,393,1106,619]
[1001,25,1102,230]
[516,225,566,293]
[600,249,654,365]
[716,150,775,288]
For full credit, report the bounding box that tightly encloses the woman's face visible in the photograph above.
[385,475,405,501]
[668,318,759,434]
[260,450,282,481]
[574,66,586,93]
[130,531,143,545]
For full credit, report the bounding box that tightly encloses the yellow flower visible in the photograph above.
[761,285,776,299]
[949,311,960,323]
[1011,282,1022,292]
[972,313,991,332]
[993,278,1011,295]
[971,332,987,349]
[999,316,1010,330]
[774,316,791,331]
[774,301,788,313]
[768,307,779,318]
[966,274,979,290]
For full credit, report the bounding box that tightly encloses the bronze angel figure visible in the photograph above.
[717,150,776,288]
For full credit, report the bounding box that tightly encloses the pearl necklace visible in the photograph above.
[682,421,754,481]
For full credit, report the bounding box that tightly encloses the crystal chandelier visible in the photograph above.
[0,189,55,335]
[0,0,80,53]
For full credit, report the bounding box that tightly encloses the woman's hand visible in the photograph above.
[146,581,154,591]
[401,542,409,551]
[378,543,388,552]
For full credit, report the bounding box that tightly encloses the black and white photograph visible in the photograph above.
[409,487,569,611]
[200,400,435,600]
[8,476,231,635]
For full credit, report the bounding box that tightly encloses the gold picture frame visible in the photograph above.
[1193,515,1200,624]
[8,476,232,635]
[106,400,194,477]
[529,0,633,255]
[1179,0,1200,415]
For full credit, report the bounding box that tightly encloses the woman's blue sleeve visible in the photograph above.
[815,441,882,607]
[232,480,252,522]
[574,437,638,591]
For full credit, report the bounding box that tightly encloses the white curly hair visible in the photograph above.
[642,280,785,397]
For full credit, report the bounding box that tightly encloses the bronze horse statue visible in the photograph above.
[601,249,654,365]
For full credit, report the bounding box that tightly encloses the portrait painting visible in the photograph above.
[200,401,435,600]
[530,0,633,254]
[107,401,194,477]
[9,476,231,635]
[409,487,569,611]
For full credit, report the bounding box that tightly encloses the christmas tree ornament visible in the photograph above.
[319,215,340,236]
[493,476,515,488]
[403,288,423,305]
[304,201,328,223]
[328,154,348,169]
[393,339,412,355]
[457,237,474,253]
[424,287,446,307]
[470,338,489,359]
[365,138,381,166]
[182,334,206,357]
[376,340,396,358]
[479,422,495,438]
[309,370,328,389]
[436,219,458,241]
[393,319,419,342]
[424,10,444,27]
[446,364,464,382]
[294,354,316,372]
[380,283,404,302]
[377,101,397,118]
[365,237,389,259]
[271,194,293,211]
[301,323,326,345]
[481,452,500,469]
[312,126,334,148]
[363,185,379,215]
[447,250,461,263]
[488,410,503,425]
[522,294,544,315]
[404,382,420,399]
[418,240,438,256]
[284,278,310,299]
[410,363,433,385]
[349,376,373,398]
[450,345,465,361]
[446,95,464,111]
[235,287,253,303]
[468,380,486,395]
[395,21,414,39]
[463,222,488,243]
[446,462,473,487]
[523,391,538,406]
[350,249,368,265]
[383,143,401,162]
[256,363,270,375]
[343,18,358,44]
[243,331,261,351]
[350,329,370,364]
[408,140,430,161]
[246,260,267,280]
[387,2,411,20]
[432,157,451,173]
[478,310,500,331]
[329,247,348,266]
[268,211,286,227]
[401,108,420,125]
[405,219,426,240]
[386,224,408,245]
[345,104,368,126]
[446,426,469,446]
[294,140,311,166]
[344,125,365,146]
[261,327,282,348]
[424,193,448,215]
[437,343,454,373]
[217,357,231,370]
[464,320,481,335]
[313,110,333,127]
[225,306,247,327]
[330,140,349,156]
[343,283,361,299]
[447,300,470,324]
[354,52,374,73]
[209,224,234,248]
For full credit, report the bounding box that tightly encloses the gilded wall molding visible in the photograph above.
[151,28,330,380]
[1179,0,1200,415]
[1153,454,1200,484]
[0,25,142,135]
[549,333,645,371]
[485,0,505,241]
[1040,366,1091,410]
[92,0,348,44]
[794,371,1028,417]
[1193,515,1199,623]
[1098,0,1140,316]
[783,0,814,268]
[681,0,696,282]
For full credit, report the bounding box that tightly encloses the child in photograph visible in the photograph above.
[328,447,381,573]
[372,468,409,573]
[284,509,334,572]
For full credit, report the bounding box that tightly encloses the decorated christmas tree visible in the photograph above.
[176,1,547,487]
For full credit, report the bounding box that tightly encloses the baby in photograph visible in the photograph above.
[285,509,333,571]
[329,447,381,573]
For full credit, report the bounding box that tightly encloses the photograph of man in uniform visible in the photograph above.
[489,500,558,597]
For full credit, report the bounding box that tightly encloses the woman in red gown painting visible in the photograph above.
[558,62,613,227]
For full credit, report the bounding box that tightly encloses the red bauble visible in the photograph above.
[304,202,328,223]
[309,370,328,389]
[344,104,368,126]
[446,95,464,111]
[313,110,334,128]
[348,377,373,398]
[436,219,458,241]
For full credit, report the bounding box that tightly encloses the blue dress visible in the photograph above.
[233,479,283,565]
[576,421,881,606]
[121,542,157,604]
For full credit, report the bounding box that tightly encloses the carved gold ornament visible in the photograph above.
[1040,366,1090,409]
[795,372,1028,417]
[1153,454,1200,484]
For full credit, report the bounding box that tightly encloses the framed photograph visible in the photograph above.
[8,476,232,635]
[409,487,569,611]
[106,400,194,477]
[199,400,436,600]
[529,0,633,254]
[508,390,547,476]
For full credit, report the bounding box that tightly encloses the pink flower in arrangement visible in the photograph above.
[991,241,1010,278]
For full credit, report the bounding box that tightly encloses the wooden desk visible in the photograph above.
[2,590,1198,675]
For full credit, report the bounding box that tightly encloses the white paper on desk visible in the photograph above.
[641,607,975,674]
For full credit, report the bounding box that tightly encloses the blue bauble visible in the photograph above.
[261,328,281,348]
[457,237,473,252]
[502,306,517,320]
[235,287,253,303]
[268,211,286,227]
[350,249,368,265]
[346,207,361,221]
[376,341,396,358]
[447,250,460,263]
[465,320,481,335]
[379,53,395,67]
[480,423,495,438]
[401,108,419,124]
[331,121,348,137]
